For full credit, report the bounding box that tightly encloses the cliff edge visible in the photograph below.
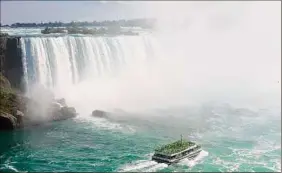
[0,33,77,131]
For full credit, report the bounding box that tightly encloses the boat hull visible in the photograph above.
[152,149,202,165]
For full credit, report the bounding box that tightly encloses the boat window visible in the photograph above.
[154,154,163,158]
[154,154,171,159]
[188,146,200,153]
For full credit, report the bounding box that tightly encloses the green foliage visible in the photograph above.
[0,73,11,89]
[0,73,18,115]
[0,86,17,114]
[41,27,66,34]
[41,26,138,36]
[9,18,156,29]
[155,140,196,155]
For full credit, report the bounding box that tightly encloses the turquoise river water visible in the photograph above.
[0,105,280,172]
[0,27,280,172]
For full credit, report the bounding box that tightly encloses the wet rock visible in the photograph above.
[0,72,77,130]
[0,36,24,90]
[0,72,11,88]
[56,98,67,107]
[60,106,77,118]
[50,101,62,111]
[15,110,24,128]
[0,111,17,130]
[51,106,77,121]
[91,110,108,118]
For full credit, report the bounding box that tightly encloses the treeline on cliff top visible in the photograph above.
[41,25,139,35]
[0,18,156,29]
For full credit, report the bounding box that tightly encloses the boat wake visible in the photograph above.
[177,150,209,167]
[118,160,168,172]
[118,150,209,172]
[146,163,168,172]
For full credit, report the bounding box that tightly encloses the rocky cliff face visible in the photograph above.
[0,73,26,130]
[0,34,77,131]
[0,34,24,91]
[0,73,77,131]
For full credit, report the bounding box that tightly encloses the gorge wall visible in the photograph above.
[0,35,78,131]
[0,36,24,91]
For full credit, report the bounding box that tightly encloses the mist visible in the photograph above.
[16,1,280,117]
[1,2,280,173]
[25,84,55,121]
[54,1,280,115]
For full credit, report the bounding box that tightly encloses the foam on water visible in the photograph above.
[0,164,20,172]
[119,150,208,172]
[146,163,168,172]
[73,116,136,134]
[144,152,154,158]
[211,143,281,172]
[118,160,159,172]
[275,160,281,172]
[178,150,209,167]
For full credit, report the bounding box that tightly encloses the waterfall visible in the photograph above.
[20,38,28,88]
[19,30,280,111]
[20,35,159,93]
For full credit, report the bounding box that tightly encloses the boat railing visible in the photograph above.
[155,144,199,157]
[153,146,202,163]
[169,144,199,156]
[154,140,195,153]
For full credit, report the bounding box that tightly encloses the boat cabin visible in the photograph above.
[152,137,202,164]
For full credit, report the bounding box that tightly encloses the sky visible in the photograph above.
[1,1,281,26]
[0,1,151,24]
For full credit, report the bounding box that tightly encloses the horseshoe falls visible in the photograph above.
[20,35,159,95]
[0,2,281,171]
[0,31,279,172]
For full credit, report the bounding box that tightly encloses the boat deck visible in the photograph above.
[152,139,202,164]
[154,140,196,156]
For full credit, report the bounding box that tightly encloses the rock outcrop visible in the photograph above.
[0,34,8,74]
[0,73,77,130]
[0,73,27,130]
[56,98,67,107]
[0,34,78,131]
[92,110,109,118]
[52,106,77,121]
[0,111,17,130]
[0,34,24,91]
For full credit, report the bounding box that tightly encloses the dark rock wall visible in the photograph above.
[0,36,78,131]
[0,36,7,74]
[0,36,24,91]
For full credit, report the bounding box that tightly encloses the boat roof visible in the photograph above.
[154,140,197,156]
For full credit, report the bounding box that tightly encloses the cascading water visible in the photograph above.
[1,2,280,172]
[20,34,160,95]
[19,29,280,112]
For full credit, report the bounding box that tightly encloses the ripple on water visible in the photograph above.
[0,107,280,172]
[73,116,136,134]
